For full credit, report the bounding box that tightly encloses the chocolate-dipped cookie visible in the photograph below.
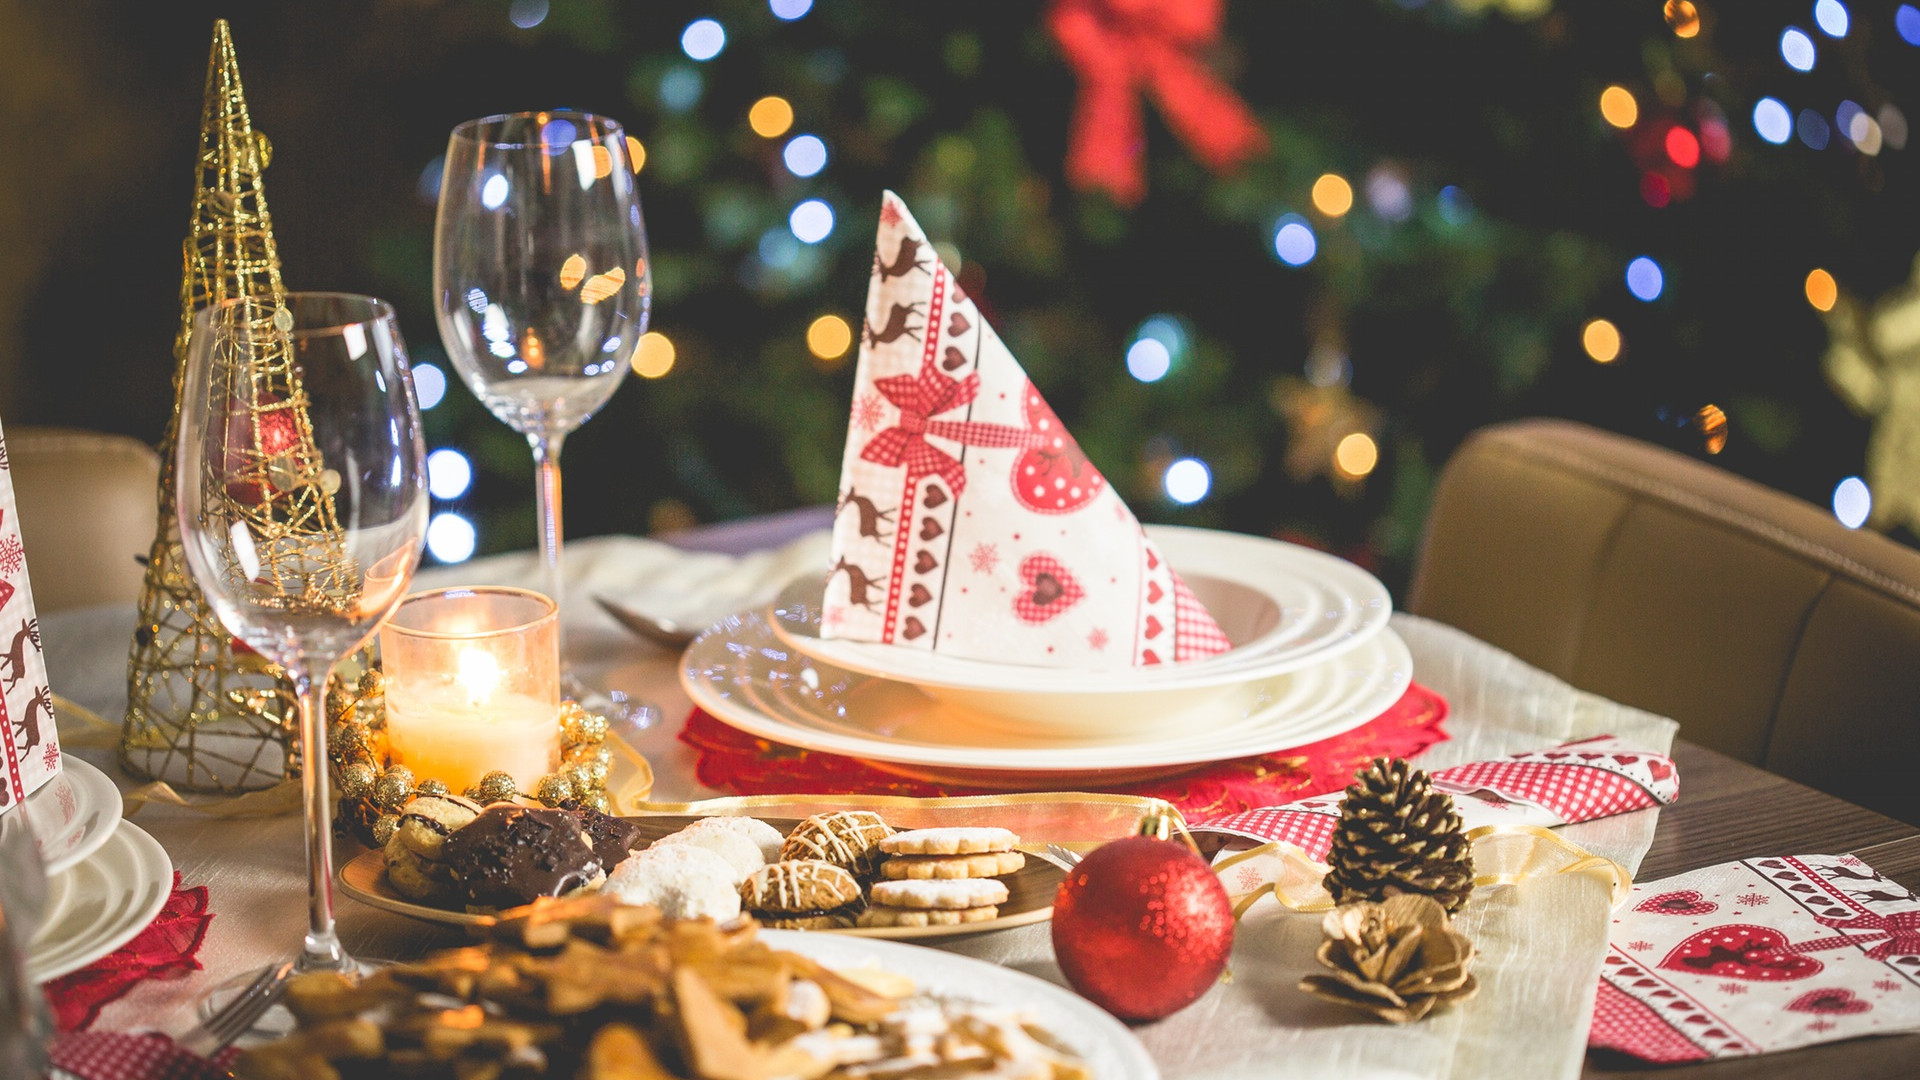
[569,805,644,867]
[440,804,604,910]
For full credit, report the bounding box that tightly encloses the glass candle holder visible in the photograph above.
[379,587,560,793]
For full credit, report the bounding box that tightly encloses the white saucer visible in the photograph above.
[770,525,1392,733]
[26,820,172,984]
[22,757,123,877]
[684,606,1411,785]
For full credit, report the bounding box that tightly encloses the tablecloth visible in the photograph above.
[38,532,1679,1079]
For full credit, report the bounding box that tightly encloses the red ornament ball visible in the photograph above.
[1051,836,1235,1021]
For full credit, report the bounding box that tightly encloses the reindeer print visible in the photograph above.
[19,684,50,753]
[836,488,895,541]
[0,618,38,690]
[875,236,931,281]
[829,557,883,611]
[864,302,924,347]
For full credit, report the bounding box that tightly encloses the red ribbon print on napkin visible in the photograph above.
[859,365,1047,498]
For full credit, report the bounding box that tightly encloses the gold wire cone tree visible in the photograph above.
[122,20,356,792]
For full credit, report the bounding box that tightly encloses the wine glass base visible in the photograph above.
[196,957,380,1046]
[562,671,662,732]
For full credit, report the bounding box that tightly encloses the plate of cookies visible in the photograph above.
[340,799,1067,940]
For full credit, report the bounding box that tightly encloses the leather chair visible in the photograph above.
[1408,418,1920,824]
[7,427,160,612]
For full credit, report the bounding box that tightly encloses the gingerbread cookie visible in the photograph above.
[779,811,894,875]
[878,827,1019,857]
[878,850,1026,880]
[740,860,862,914]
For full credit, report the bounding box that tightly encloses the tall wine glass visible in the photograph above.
[433,111,651,665]
[177,293,428,972]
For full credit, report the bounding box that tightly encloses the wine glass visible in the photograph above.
[433,110,651,672]
[177,292,428,972]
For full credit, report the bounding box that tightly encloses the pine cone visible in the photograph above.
[1299,894,1479,1023]
[1323,757,1474,913]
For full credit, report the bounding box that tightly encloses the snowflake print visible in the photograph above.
[1087,627,1109,651]
[1719,983,1749,996]
[1233,865,1264,892]
[1839,855,1866,868]
[822,606,847,631]
[1877,979,1903,993]
[852,391,889,434]
[968,542,999,575]
[0,534,23,578]
[1808,1019,1836,1033]
[42,743,59,771]
[1737,892,1770,907]
[1628,940,1655,952]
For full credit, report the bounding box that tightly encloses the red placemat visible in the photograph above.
[45,872,213,1033]
[680,682,1448,819]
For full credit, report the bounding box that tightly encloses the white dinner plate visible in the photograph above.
[21,756,123,877]
[26,820,172,984]
[769,526,1392,734]
[683,605,1411,784]
[762,930,1159,1080]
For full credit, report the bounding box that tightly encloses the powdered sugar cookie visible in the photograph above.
[604,843,742,921]
[878,827,1018,857]
[678,816,786,863]
[871,877,1009,911]
[857,905,999,928]
[878,850,1026,880]
[650,826,765,883]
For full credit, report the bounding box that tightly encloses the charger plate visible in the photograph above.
[26,820,172,984]
[338,814,1065,941]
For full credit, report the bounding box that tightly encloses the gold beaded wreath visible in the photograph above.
[326,666,614,847]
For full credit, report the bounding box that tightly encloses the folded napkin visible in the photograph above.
[1195,736,1678,902]
[47,1031,234,1080]
[822,192,1230,669]
[46,873,213,1033]
[1593,853,1920,1062]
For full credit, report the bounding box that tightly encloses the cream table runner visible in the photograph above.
[40,532,1677,1078]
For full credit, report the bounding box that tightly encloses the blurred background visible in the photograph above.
[3,0,1917,595]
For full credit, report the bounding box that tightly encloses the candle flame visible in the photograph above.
[456,648,502,707]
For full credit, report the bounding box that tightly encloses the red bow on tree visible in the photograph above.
[860,363,1046,495]
[1046,0,1267,206]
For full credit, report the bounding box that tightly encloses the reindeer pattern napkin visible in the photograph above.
[1593,853,1920,1062]
[822,193,1230,669]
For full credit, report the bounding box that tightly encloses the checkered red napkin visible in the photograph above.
[46,1032,234,1080]
[1194,735,1679,861]
[821,192,1231,669]
[1593,853,1920,1062]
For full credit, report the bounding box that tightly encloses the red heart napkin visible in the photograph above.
[822,192,1230,670]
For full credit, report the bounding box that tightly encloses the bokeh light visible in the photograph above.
[1164,458,1211,504]
[749,96,794,138]
[1436,185,1473,225]
[659,67,704,112]
[1311,174,1354,217]
[1273,214,1317,266]
[1834,477,1872,528]
[1665,126,1700,168]
[1805,268,1838,311]
[1664,0,1700,37]
[631,332,676,378]
[1599,86,1639,129]
[1754,98,1793,144]
[508,0,549,29]
[790,198,835,243]
[559,253,587,291]
[1334,432,1380,478]
[416,156,444,203]
[1626,257,1665,302]
[1365,166,1414,221]
[1127,338,1172,382]
[682,18,726,61]
[1640,173,1672,208]
[625,136,647,172]
[783,134,827,177]
[1781,27,1816,71]
[807,314,853,360]
[1901,5,1920,46]
[413,362,447,410]
[427,513,477,564]
[769,0,813,19]
[1693,404,1728,454]
[481,174,510,210]
[1583,319,1622,363]
[427,448,473,500]
[1815,0,1850,37]
[1799,108,1831,149]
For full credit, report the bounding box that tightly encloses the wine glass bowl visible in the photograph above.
[176,291,428,972]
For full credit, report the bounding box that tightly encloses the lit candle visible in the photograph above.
[380,587,561,793]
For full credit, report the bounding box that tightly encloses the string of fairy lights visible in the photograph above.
[415,0,1914,563]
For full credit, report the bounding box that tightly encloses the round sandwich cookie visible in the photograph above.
[391,793,485,861]
[871,877,1009,910]
[878,827,1020,857]
[740,859,863,915]
[878,850,1026,880]
[857,905,1000,928]
[779,811,894,875]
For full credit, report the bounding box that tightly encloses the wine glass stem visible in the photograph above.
[530,431,567,630]
[291,667,346,972]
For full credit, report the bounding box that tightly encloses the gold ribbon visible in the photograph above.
[1214,824,1634,917]
[55,693,304,816]
[626,791,1177,850]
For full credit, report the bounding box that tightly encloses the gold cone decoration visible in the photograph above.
[121,20,353,792]
[1322,757,1476,914]
[1299,894,1479,1023]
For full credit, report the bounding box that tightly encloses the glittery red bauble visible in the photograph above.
[1050,836,1235,1021]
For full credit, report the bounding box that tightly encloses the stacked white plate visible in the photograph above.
[681,525,1410,788]
[11,755,172,984]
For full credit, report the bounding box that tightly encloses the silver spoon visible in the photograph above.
[594,595,699,649]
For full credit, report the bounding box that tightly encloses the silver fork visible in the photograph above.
[1040,844,1084,870]
[178,960,294,1058]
